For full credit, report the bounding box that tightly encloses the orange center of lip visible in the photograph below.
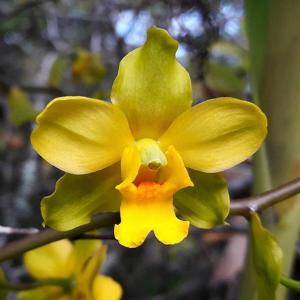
[136,181,161,201]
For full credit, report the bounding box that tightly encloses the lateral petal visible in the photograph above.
[31,96,134,174]
[160,97,267,173]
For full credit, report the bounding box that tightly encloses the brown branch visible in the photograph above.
[0,178,300,263]
[230,177,300,216]
[0,213,119,264]
[72,233,116,241]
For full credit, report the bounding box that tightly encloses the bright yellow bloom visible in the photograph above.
[31,26,267,248]
[18,240,122,300]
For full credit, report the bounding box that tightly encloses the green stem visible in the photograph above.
[0,213,119,263]
[0,277,74,291]
[280,275,300,293]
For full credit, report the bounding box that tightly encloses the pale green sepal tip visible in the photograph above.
[174,170,230,229]
[111,26,192,139]
[143,26,178,56]
[250,212,283,300]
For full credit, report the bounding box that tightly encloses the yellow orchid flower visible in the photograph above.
[17,240,122,300]
[31,26,267,248]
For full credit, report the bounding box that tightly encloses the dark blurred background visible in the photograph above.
[0,1,298,299]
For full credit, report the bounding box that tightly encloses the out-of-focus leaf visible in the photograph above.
[0,269,8,300]
[174,170,229,229]
[205,62,246,97]
[7,87,38,126]
[92,90,110,100]
[210,40,249,69]
[72,50,106,85]
[250,212,283,300]
[48,56,67,87]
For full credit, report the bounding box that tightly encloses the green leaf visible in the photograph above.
[250,212,283,300]
[111,26,192,139]
[206,62,246,97]
[210,40,248,68]
[41,164,121,231]
[48,56,67,88]
[7,87,38,126]
[0,270,8,300]
[174,170,229,229]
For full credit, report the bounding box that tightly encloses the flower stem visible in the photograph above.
[0,277,74,291]
[280,275,300,292]
[230,177,300,217]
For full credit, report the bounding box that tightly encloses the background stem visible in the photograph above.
[1,178,300,264]
[0,213,118,263]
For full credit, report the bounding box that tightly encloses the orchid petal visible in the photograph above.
[160,97,267,173]
[31,96,133,175]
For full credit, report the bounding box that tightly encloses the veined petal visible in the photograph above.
[70,240,103,275]
[174,170,230,229]
[24,240,73,279]
[73,244,107,300]
[159,97,267,173]
[114,146,191,248]
[42,164,121,231]
[111,26,192,139]
[93,275,123,300]
[79,245,107,285]
[31,96,134,175]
